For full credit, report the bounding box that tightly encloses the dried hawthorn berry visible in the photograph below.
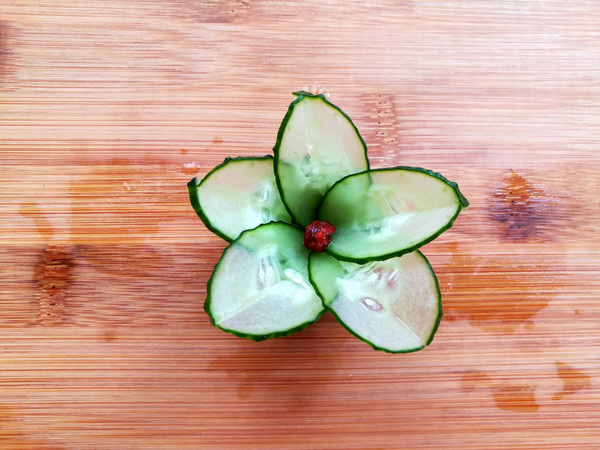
[303,220,336,252]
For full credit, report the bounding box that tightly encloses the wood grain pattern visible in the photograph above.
[1,0,599,448]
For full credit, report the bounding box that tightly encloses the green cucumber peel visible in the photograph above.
[204,221,325,341]
[308,251,442,353]
[273,92,369,227]
[317,166,469,264]
[188,91,469,353]
[188,155,290,242]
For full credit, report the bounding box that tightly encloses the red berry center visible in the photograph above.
[304,220,336,252]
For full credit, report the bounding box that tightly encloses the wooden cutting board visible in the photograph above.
[1,1,598,448]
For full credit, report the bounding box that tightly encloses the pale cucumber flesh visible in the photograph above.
[188,156,291,242]
[274,93,369,227]
[318,167,468,263]
[309,251,441,353]
[189,92,470,352]
[206,222,324,340]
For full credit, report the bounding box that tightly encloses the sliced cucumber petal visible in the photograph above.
[318,167,469,263]
[188,156,291,242]
[274,93,369,227]
[206,222,324,341]
[309,251,441,353]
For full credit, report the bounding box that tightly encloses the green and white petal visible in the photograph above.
[318,167,469,263]
[205,222,324,341]
[188,156,291,242]
[274,92,369,227]
[309,251,442,353]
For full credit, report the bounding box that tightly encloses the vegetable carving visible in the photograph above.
[188,91,468,353]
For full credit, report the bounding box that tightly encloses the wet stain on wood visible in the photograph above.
[19,202,55,239]
[57,243,208,327]
[552,362,592,400]
[491,384,539,413]
[207,319,341,403]
[440,244,551,332]
[77,244,175,278]
[103,330,117,343]
[33,246,76,325]
[67,159,179,241]
[460,370,492,392]
[461,371,539,413]
[488,171,559,241]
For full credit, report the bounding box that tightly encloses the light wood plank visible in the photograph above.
[1,0,598,448]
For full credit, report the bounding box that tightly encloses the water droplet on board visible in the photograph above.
[552,362,591,400]
[182,162,200,175]
[302,83,330,99]
[360,297,384,312]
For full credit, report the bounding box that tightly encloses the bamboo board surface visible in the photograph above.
[1,1,599,448]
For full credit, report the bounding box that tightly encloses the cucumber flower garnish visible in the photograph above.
[188,92,468,353]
